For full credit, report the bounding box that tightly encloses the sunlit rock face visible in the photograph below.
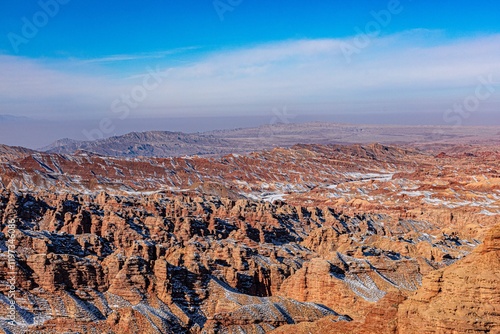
[397,223,500,334]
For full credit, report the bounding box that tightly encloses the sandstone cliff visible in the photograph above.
[397,223,500,333]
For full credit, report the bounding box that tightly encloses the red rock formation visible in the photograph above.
[0,142,498,333]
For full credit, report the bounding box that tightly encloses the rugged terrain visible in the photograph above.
[0,135,499,333]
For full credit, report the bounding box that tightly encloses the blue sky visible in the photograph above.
[0,0,499,130]
[2,0,500,58]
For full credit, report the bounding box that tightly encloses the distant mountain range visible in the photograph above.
[39,122,500,158]
[41,131,234,157]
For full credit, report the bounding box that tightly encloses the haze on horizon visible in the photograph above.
[1,0,499,147]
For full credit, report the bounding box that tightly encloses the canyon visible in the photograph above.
[0,126,499,333]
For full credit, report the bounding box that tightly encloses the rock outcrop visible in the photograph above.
[397,223,500,333]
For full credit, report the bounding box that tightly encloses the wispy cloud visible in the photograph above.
[1,30,500,119]
[80,47,201,63]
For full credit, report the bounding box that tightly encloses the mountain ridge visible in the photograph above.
[37,122,500,158]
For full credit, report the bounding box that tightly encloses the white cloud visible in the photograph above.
[80,47,200,63]
[1,30,500,119]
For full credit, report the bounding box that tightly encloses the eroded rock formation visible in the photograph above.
[0,142,498,333]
